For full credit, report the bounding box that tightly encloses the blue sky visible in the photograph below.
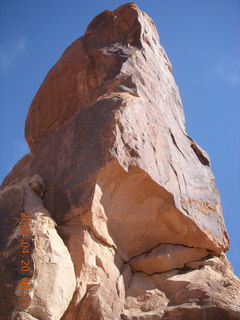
[0,0,239,276]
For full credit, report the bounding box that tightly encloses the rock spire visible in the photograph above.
[1,3,239,319]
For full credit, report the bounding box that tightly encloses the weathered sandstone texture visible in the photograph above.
[1,2,239,319]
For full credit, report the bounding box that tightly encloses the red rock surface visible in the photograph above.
[1,2,239,320]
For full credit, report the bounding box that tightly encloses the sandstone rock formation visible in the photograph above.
[1,2,240,319]
[0,176,75,320]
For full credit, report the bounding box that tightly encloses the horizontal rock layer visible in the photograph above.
[1,2,239,320]
[129,244,210,275]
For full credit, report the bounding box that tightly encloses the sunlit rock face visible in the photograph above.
[1,2,239,320]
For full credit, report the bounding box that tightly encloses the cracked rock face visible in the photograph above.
[1,2,240,319]
[0,178,76,320]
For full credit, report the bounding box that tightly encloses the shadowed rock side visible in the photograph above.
[1,2,239,320]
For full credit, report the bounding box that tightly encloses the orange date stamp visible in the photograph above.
[18,210,32,309]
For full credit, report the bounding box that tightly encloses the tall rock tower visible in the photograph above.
[1,3,239,319]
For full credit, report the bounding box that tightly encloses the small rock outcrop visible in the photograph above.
[1,2,239,319]
[0,176,75,320]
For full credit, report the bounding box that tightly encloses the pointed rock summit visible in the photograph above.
[1,3,239,319]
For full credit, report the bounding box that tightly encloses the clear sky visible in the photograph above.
[0,0,239,276]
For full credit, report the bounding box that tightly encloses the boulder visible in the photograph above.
[0,178,75,320]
